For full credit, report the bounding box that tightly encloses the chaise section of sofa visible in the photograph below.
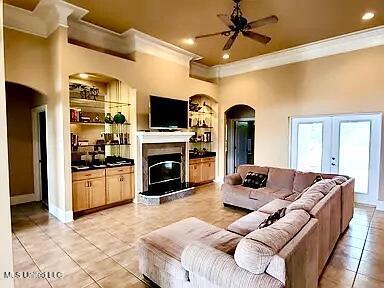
[139,209,319,288]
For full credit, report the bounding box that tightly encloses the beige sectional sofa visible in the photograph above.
[138,165,354,288]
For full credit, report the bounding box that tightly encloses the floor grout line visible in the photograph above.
[350,208,376,287]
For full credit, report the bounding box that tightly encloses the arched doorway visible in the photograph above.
[5,82,49,207]
[225,104,255,175]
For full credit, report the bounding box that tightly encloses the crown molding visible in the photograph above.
[4,1,384,75]
[210,25,384,78]
[4,0,201,67]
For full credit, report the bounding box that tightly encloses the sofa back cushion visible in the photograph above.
[293,171,320,193]
[237,165,269,181]
[286,179,337,213]
[266,167,296,191]
[234,210,310,274]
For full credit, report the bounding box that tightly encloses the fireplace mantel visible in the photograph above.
[137,131,195,144]
[136,131,195,197]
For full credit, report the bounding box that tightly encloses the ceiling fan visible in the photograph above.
[194,0,278,51]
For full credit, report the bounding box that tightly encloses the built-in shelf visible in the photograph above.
[70,122,131,126]
[189,111,214,115]
[70,97,131,109]
[189,141,213,144]
[190,126,213,129]
[75,143,131,148]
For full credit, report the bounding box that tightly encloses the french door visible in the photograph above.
[290,113,382,205]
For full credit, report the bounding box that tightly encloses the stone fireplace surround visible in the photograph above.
[137,132,195,201]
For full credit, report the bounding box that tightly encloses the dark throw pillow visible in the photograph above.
[242,172,268,189]
[312,174,323,185]
[258,208,287,229]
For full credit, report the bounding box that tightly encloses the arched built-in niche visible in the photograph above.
[69,73,137,215]
[5,82,48,206]
[225,104,256,175]
[189,94,218,154]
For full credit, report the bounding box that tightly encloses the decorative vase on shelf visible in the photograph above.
[104,113,114,124]
[113,112,126,124]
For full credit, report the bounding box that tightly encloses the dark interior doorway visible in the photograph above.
[39,111,49,208]
[225,105,255,175]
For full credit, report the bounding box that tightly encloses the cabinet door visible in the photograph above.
[203,161,215,182]
[121,173,134,200]
[106,175,122,204]
[72,180,89,212]
[89,178,106,208]
[189,164,201,184]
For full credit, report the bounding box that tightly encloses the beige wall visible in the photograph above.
[218,45,384,200]
[4,27,218,218]
[6,83,36,196]
[0,2,14,286]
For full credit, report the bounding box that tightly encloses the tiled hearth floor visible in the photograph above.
[11,183,384,288]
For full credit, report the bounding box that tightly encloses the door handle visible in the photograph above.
[331,163,336,166]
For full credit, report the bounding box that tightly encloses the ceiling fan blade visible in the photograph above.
[242,31,271,44]
[223,32,239,51]
[195,30,231,39]
[217,14,234,29]
[246,15,278,30]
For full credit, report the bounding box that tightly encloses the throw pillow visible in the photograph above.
[258,208,286,229]
[242,172,268,189]
[333,175,348,185]
[312,174,323,185]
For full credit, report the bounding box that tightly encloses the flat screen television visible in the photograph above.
[149,96,188,130]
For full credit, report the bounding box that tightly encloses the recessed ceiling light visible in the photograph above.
[79,73,89,79]
[362,12,375,20]
[183,38,195,45]
[222,52,230,60]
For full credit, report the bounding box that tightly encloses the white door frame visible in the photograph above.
[32,105,48,202]
[330,114,382,205]
[289,112,382,206]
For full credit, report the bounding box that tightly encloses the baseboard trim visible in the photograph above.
[49,204,73,223]
[10,193,36,205]
[214,177,224,184]
[376,201,384,211]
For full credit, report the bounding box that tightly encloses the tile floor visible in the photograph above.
[10,183,384,288]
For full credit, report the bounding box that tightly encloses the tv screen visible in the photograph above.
[150,96,188,129]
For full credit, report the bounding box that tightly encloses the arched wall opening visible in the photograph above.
[225,104,256,175]
[5,81,48,206]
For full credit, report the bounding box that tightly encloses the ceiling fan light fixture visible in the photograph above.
[183,38,195,45]
[362,11,375,20]
[222,52,230,60]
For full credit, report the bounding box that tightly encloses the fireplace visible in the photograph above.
[147,153,182,195]
[137,131,195,204]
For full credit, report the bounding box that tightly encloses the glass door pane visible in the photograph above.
[297,122,323,172]
[338,121,371,194]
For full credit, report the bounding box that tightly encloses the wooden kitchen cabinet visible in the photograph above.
[72,167,134,216]
[72,180,89,212]
[189,157,215,186]
[106,167,134,204]
[72,170,106,212]
[89,178,106,208]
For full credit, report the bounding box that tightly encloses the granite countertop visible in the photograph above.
[71,163,134,172]
[189,152,216,159]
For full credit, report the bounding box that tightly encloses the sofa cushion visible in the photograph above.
[292,171,319,193]
[308,179,337,196]
[237,165,269,181]
[266,167,296,191]
[138,217,242,280]
[258,199,292,214]
[286,192,324,213]
[234,210,310,274]
[227,211,270,236]
[243,172,268,189]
